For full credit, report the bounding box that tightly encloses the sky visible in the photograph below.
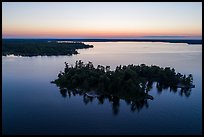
[2,2,202,39]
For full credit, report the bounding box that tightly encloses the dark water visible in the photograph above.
[2,42,202,135]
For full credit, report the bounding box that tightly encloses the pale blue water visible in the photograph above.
[2,42,202,135]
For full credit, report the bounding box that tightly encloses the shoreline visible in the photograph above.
[2,38,202,45]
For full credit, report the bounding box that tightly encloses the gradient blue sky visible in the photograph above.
[2,2,202,39]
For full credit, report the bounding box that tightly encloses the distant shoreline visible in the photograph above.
[2,39,93,57]
[2,38,202,45]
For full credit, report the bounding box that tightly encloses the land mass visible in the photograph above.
[2,38,201,56]
[45,38,202,44]
[2,39,93,56]
[51,61,195,102]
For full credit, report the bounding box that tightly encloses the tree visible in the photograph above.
[52,60,195,103]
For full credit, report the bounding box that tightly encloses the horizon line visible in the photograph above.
[2,37,202,40]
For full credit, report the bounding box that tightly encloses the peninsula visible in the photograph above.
[2,39,93,56]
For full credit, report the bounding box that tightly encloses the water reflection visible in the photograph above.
[156,82,192,98]
[57,81,193,116]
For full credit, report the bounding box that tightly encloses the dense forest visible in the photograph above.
[52,61,195,103]
[2,39,93,56]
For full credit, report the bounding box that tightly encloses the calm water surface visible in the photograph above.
[2,42,202,135]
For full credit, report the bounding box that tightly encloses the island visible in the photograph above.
[2,39,93,56]
[51,60,195,104]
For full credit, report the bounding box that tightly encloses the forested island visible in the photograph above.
[51,60,195,104]
[2,39,93,56]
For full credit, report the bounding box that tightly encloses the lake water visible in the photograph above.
[2,42,202,135]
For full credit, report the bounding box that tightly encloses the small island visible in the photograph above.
[51,60,195,102]
[2,39,93,56]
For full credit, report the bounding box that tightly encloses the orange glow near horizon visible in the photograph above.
[3,28,201,38]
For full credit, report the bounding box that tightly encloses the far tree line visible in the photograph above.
[2,39,93,56]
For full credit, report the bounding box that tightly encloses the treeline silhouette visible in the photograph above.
[29,38,202,44]
[52,61,194,99]
[2,39,93,56]
[52,60,194,115]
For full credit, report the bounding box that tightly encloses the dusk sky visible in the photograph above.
[2,2,202,39]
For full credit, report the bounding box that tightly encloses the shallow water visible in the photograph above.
[2,42,202,135]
